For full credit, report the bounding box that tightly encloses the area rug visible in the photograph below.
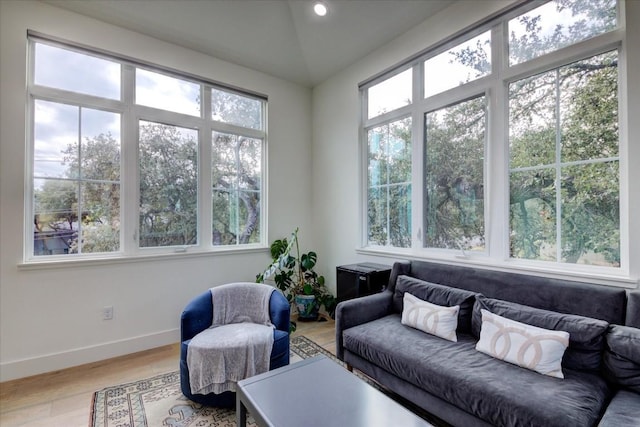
[90,336,343,427]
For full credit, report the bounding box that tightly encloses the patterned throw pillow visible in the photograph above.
[401,292,460,342]
[394,275,478,333]
[476,309,570,378]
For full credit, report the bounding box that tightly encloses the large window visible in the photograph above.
[367,117,412,247]
[425,96,486,251]
[362,0,624,273]
[509,52,619,265]
[28,37,266,260]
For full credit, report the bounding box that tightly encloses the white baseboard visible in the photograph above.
[0,328,180,382]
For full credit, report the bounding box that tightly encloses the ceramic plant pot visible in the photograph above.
[294,294,319,321]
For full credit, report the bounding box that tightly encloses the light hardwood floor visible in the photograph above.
[0,318,336,427]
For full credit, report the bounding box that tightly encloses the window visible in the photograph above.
[424,30,491,98]
[509,52,619,264]
[138,121,198,248]
[27,37,266,260]
[211,87,263,129]
[212,132,262,245]
[507,0,617,66]
[425,96,486,251]
[33,100,121,255]
[361,0,623,273]
[367,69,412,119]
[136,69,201,117]
[367,118,412,247]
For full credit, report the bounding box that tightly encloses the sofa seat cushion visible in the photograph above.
[597,389,640,426]
[342,314,611,427]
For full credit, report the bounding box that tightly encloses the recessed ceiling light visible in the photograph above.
[313,2,328,17]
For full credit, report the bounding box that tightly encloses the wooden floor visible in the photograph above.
[0,318,336,427]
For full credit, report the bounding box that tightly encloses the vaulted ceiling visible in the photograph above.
[44,0,454,87]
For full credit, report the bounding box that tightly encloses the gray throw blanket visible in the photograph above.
[187,282,275,394]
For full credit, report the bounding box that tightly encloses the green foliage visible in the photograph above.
[256,228,336,328]
[425,97,486,250]
[34,123,262,253]
[508,52,619,266]
[34,132,121,254]
[138,122,198,247]
[392,0,619,265]
[211,132,262,245]
[367,117,412,247]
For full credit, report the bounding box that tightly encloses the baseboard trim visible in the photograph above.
[0,328,180,382]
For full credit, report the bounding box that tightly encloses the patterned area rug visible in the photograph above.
[90,336,340,427]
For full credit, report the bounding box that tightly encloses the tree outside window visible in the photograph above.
[362,0,621,269]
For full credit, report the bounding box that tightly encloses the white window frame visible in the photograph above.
[24,34,268,264]
[358,0,632,286]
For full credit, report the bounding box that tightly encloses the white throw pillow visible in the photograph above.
[401,292,459,342]
[476,309,570,378]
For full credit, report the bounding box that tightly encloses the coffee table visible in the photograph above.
[236,355,432,427]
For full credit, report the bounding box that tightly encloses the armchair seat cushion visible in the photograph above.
[181,328,289,370]
[187,323,274,395]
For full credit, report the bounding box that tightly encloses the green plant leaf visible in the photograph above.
[301,251,317,271]
[270,238,288,258]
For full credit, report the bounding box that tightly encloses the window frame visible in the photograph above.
[24,34,268,264]
[359,0,631,285]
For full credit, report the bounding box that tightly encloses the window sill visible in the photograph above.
[18,245,268,271]
[356,247,638,289]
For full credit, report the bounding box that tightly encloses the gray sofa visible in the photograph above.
[335,260,640,427]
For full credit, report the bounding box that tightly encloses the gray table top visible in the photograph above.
[237,355,433,427]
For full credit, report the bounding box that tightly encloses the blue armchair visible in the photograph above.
[180,285,290,407]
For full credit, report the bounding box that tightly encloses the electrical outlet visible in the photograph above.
[103,306,114,320]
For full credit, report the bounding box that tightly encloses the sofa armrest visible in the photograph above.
[335,290,393,360]
[626,291,640,328]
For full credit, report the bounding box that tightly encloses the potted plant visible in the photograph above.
[257,227,336,330]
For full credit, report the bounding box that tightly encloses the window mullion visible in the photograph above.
[554,69,562,263]
[121,64,137,255]
[360,88,369,247]
[77,107,83,255]
[412,62,424,250]
[201,88,213,250]
[487,21,509,261]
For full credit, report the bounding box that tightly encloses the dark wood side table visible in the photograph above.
[236,355,432,427]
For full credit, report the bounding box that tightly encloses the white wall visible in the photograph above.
[311,0,640,290]
[0,0,312,381]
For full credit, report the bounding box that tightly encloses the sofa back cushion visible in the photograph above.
[389,260,627,325]
[603,325,640,392]
[472,296,609,371]
[394,275,478,333]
